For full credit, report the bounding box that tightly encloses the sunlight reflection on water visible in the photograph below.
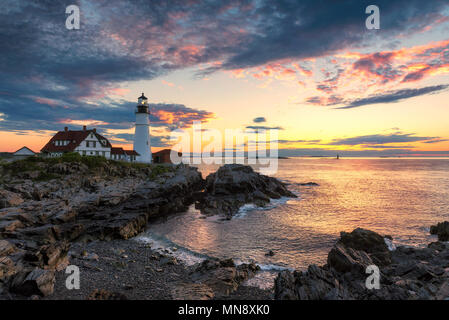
[140,158,449,272]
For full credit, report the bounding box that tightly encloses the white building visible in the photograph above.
[13,146,36,159]
[40,126,139,161]
[133,93,152,163]
[40,92,151,162]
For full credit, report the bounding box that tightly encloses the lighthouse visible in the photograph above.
[133,93,152,163]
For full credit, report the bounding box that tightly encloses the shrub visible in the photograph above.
[149,164,174,179]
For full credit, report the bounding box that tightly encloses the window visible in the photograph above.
[86,141,89,147]
[82,151,86,156]
[93,141,96,148]
[95,151,99,155]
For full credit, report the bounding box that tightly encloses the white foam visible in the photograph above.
[384,237,396,251]
[235,195,297,218]
[257,263,294,272]
[134,233,206,266]
[242,271,277,290]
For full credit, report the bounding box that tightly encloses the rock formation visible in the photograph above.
[0,158,204,297]
[430,221,449,241]
[275,227,449,300]
[195,164,296,218]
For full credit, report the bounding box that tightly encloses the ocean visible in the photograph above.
[135,158,449,288]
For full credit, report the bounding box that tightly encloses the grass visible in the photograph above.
[0,152,177,181]
[149,164,174,180]
[34,172,60,182]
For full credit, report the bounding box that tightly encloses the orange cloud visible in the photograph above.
[58,119,110,126]
[161,80,175,87]
[32,97,59,107]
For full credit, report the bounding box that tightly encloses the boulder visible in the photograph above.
[338,228,392,266]
[275,227,449,300]
[189,258,259,296]
[0,189,24,209]
[274,270,297,300]
[0,240,16,257]
[10,268,55,296]
[275,265,350,300]
[171,283,215,300]
[197,164,296,217]
[327,243,373,274]
[430,221,449,241]
[0,220,24,233]
[87,289,127,300]
[0,256,21,281]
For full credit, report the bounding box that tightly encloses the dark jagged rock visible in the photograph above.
[0,161,204,298]
[188,258,260,297]
[87,289,127,300]
[196,164,296,217]
[10,268,55,297]
[430,221,449,241]
[338,228,392,266]
[265,250,275,257]
[275,225,449,300]
[327,243,373,274]
[0,189,24,209]
[298,182,319,186]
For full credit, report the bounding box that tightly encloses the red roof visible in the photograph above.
[153,149,181,156]
[111,147,126,155]
[41,129,112,153]
[124,150,139,156]
[111,147,139,156]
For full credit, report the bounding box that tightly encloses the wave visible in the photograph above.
[134,233,208,266]
[257,263,294,272]
[235,194,299,218]
[134,232,291,290]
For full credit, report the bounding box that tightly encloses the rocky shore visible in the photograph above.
[275,226,449,300]
[1,155,448,300]
[195,164,297,218]
[0,157,295,299]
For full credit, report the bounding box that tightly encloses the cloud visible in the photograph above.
[0,0,448,143]
[253,117,266,123]
[277,148,449,157]
[336,85,449,109]
[422,139,448,144]
[245,125,284,130]
[328,133,439,145]
[220,0,449,70]
[277,139,321,144]
[0,92,214,133]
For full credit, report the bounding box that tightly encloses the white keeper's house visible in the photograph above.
[40,92,154,163]
[40,125,138,161]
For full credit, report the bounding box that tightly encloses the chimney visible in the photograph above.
[83,125,87,131]
[93,128,96,133]
[64,127,68,132]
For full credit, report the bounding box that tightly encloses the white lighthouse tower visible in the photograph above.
[133,93,152,163]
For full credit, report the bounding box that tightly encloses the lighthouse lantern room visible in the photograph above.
[133,93,152,163]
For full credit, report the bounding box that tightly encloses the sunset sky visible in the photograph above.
[1,0,449,156]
